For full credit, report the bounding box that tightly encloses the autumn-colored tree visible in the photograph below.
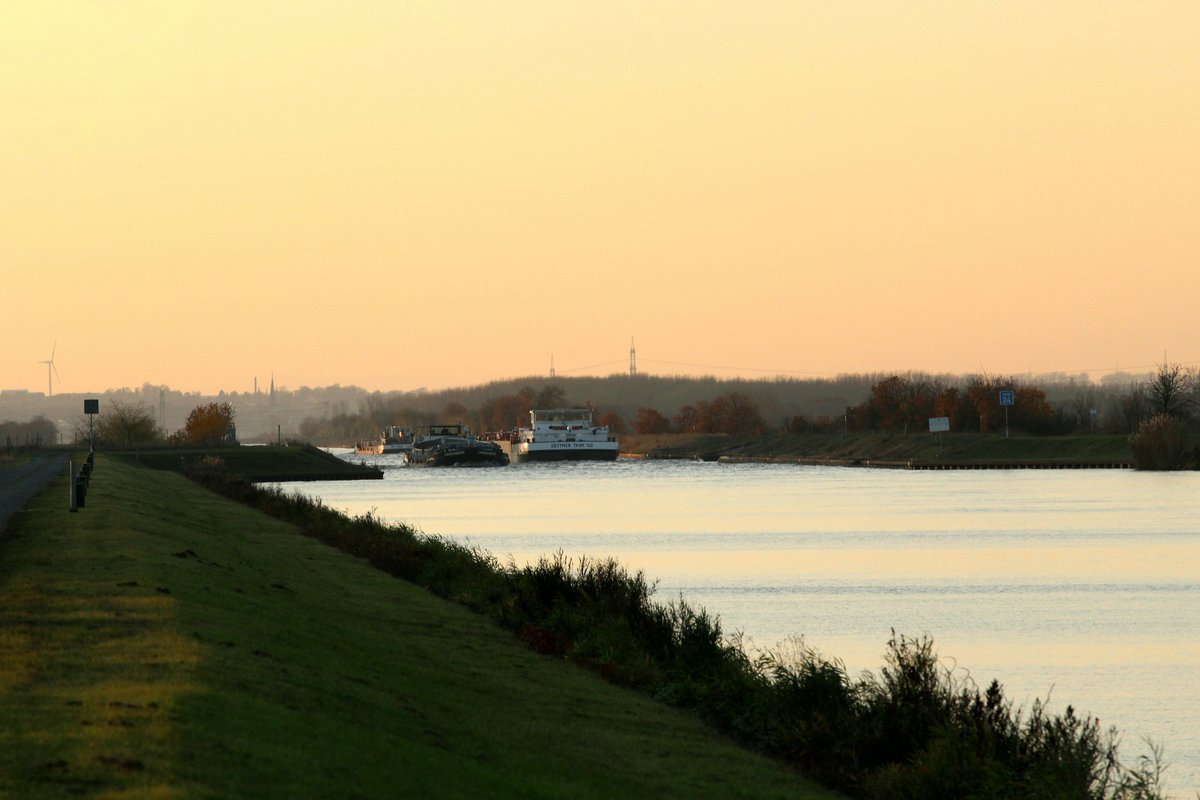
[861,376,941,433]
[634,407,670,434]
[669,393,769,435]
[479,387,536,431]
[701,392,768,434]
[906,380,939,427]
[966,376,1011,433]
[597,411,626,435]
[672,405,700,433]
[934,387,960,429]
[175,402,236,445]
[869,376,909,431]
[846,402,871,432]
[1012,386,1059,433]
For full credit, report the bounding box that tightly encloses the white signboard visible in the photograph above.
[928,417,950,433]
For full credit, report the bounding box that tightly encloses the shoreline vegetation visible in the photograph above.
[179,456,1172,798]
[5,448,1166,797]
[1,447,1175,796]
[14,366,1196,470]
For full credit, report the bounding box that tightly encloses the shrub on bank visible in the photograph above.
[1130,413,1192,470]
[183,460,1168,799]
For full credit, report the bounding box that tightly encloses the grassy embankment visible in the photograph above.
[620,431,1135,467]
[112,443,382,482]
[165,455,1165,798]
[0,455,836,799]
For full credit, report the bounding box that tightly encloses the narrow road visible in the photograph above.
[0,452,72,535]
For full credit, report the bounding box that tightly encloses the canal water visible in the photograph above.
[283,454,1200,794]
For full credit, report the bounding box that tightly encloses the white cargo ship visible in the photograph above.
[504,408,619,463]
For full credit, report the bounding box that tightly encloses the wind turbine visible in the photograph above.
[39,341,60,396]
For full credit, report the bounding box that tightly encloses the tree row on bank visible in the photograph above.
[294,363,1199,440]
[1,416,58,448]
[66,401,237,448]
[63,365,1200,467]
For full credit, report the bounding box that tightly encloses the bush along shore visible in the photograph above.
[185,457,1168,800]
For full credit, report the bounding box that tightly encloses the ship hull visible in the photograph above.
[507,442,620,463]
[408,440,509,467]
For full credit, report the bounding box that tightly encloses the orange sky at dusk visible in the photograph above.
[3,2,1197,395]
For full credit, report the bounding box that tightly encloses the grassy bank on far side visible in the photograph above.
[621,431,1135,465]
[0,455,837,799]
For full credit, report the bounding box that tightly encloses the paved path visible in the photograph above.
[0,453,72,534]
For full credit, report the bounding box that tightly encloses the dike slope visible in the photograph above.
[0,455,838,799]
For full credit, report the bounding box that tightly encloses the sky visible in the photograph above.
[3,2,1197,395]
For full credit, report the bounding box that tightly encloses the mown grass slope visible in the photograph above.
[0,456,838,799]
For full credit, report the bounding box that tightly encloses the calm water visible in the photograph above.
[287,454,1200,794]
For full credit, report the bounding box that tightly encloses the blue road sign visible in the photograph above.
[999,390,1015,406]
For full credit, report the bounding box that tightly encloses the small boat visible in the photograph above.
[503,408,619,463]
[407,424,509,467]
[354,426,414,455]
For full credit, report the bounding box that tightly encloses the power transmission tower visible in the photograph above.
[629,338,637,377]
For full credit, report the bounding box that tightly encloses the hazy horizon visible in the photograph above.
[4,3,1197,396]
[0,362,1169,403]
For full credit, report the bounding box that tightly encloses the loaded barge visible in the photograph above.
[407,424,509,467]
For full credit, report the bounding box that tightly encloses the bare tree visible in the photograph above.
[1147,362,1192,419]
[87,401,164,447]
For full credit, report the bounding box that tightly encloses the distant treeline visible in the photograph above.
[25,368,1190,449]
[294,367,1198,445]
[1,416,58,448]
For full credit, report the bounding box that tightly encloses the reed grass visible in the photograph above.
[1129,414,1194,470]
